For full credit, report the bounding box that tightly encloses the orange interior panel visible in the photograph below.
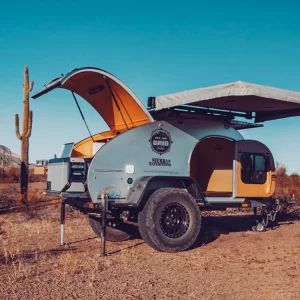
[62,72,151,131]
[190,138,234,195]
[71,129,127,158]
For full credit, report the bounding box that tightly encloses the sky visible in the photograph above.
[1,0,300,172]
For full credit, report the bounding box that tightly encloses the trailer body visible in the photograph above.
[32,67,300,252]
[47,118,275,205]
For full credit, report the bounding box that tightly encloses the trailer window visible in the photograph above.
[241,153,267,184]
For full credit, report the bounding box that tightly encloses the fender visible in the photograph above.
[126,176,208,210]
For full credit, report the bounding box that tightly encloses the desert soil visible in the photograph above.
[0,185,300,299]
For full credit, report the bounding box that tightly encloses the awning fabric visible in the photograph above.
[32,67,153,131]
[154,81,300,122]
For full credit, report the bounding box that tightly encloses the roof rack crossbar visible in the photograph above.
[149,105,254,120]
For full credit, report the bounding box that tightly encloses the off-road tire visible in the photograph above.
[138,188,201,252]
[89,216,131,242]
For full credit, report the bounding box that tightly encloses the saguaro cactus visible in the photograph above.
[15,66,34,203]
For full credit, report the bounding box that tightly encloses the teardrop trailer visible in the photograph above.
[32,67,299,253]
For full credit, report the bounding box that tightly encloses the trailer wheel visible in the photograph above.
[88,216,131,242]
[138,188,201,252]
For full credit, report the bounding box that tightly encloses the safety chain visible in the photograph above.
[261,199,281,227]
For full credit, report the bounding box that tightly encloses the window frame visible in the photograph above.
[240,152,267,184]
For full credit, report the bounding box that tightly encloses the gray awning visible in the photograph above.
[153,81,300,122]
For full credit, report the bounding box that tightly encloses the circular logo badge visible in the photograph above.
[149,129,172,155]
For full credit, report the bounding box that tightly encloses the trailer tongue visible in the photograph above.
[33,68,300,253]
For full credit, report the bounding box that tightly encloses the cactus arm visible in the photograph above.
[28,81,34,93]
[25,111,33,138]
[15,114,22,140]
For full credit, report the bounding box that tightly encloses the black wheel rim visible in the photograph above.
[159,202,190,238]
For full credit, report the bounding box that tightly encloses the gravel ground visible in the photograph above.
[1,204,300,300]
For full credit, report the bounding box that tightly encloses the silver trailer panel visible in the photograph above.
[87,119,243,203]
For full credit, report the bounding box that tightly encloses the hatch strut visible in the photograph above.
[104,76,129,130]
[71,92,95,142]
[110,85,135,127]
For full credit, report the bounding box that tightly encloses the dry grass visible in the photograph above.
[0,182,58,220]
[1,204,300,299]
[0,206,148,299]
[1,165,300,299]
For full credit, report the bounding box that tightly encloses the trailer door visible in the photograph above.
[234,140,275,198]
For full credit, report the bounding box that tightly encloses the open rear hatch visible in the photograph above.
[32,67,153,132]
[148,80,300,123]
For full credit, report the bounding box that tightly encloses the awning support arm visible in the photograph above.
[104,76,129,130]
[71,92,95,143]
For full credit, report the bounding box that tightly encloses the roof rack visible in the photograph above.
[147,105,262,130]
[148,104,254,121]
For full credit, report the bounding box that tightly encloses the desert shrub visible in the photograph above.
[0,184,58,220]
[3,167,20,183]
[29,170,47,183]
[0,167,46,184]
[0,185,19,211]
[274,162,300,202]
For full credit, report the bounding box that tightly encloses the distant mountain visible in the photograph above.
[0,145,21,168]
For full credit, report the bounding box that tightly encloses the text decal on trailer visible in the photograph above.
[149,129,172,155]
[149,158,171,167]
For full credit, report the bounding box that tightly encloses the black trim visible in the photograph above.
[31,78,62,99]
[47,181,51,191]
[148,96,156,108]
[148,98,300,123]
[202,198,274,210]
[149,105,254,122]
[49,157,70,164]
[127,176,208,209]
[62,198,103,214]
